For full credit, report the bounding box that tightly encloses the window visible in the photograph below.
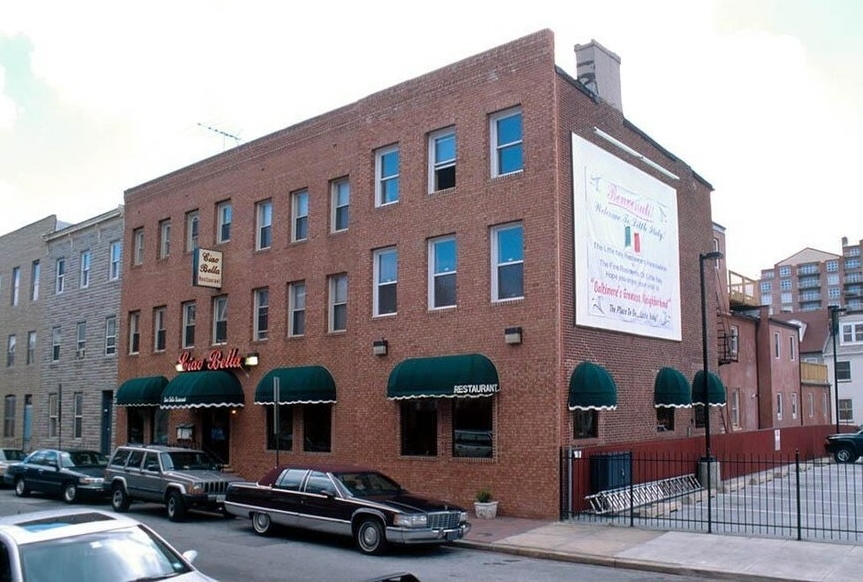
[182,302,196,348]
[76,322,86,359]
[213,296,228,344]
[846,258,861,270]
[329,274,348,332]
[808,393,815,418]
[30,260,40,300]
[429,127,456,192]
[288,282,306,337]
[3,395,15,438]
[828,274,840,285]
[133,228,144,265]
[729,326,739,356]
[780,292,793,304]
[303,404,332,453]
[776,393,783,420]
[827,260,839,272]
[267,405,293,451]
[373,247,398,316]
[153,307,167,352]
[454,398,494,455]
[837,360,851,381]
[491,223,524,301]
[104,317,116,356]
[780,279,791,290]
[429,236,457,309]
[6,335,15,367]
[217,201,232,243]
[839,399,853,422]
[52,326,61,361]
[55,258,66,293]
[829,287,841,299]
[11,266,19,305]
[128,312,140,355]
[400,399,437,456]
[47,393,58,437]
[79,250,91,288]
[292,190,309,242]
[791,392,798,419]
[789,336,795,360]
[254,288,269,341]
[779,266,791,277]
[490,107,523,177]
[656,407,674,432]
[256,200,272,250]
[375,145,400,206]
[761,270,775,280]
[331,178,350,232]
[731,389,740,428]
[185,210,199,252]
[108,241,121,280]
[27,331,36,364]
[572,409,598,439]
[159,219,171,259]
[760,281,772,293]
[73,392,83,438]
[774,332,780,358]
[841,323,863,344]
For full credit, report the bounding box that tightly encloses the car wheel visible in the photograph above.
[63,482,78,504]
[252,512,273,535]
[355,518,388,556]
[834,446,857,463]
[166,491,188,522]
[14,477,30,498]
[111,484,131,512]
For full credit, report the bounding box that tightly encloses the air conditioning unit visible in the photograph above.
[76,348,86,359]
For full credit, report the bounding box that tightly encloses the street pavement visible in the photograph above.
[456,516,863,582]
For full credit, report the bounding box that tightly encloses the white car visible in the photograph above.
[0,448,25,483]
[0,507,219,582]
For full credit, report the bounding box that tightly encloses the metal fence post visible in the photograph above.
[795,449,802,541]
[629,450,635,527]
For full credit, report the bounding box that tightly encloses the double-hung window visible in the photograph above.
[104,317,117,356]
[254,288,269,341]
[256,200,272,250]
[133,228,144,265]
[6,335,15,367]
[288,281,306,337]
[213,296,228,344]
[429,236,457,309]
[73,392,83,438]
[186,210,200,252]
[429,128,456,192]
[80,250,91,288]
[30,260,40,300]
[375,145,399,206]
[76,322,86,359]
[292,190,309,242]
[490,107,523,177]
[841,322,863,344]
[153,307,167,352]
[182,302,196,348]
[331,179,349,232]
[109,241,121,280]
[159,219,171,259]
[491,223,524,301]
[11,267,19,306]
[56,258,66,293]
[27,331,36,364]
[217,201,232,243]
[373,248,398,316]
[52,326,61,361]
[128,312,140,354]
[329,274,348,332]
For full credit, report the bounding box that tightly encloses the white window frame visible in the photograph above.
[288,281,306,337]
[11,266,19,306]
[76,321,86,359]
[776,393,783,420]
[217,201,232,243]
[213,296,228,345]
[73,392,83,439]
[105,316,117,356]
[428,127,456,193]
[375,145,400,207]
[490,107,523,177]
[729,325,739,356]
[428,236,457,309]
[109,241,121,280]
[841,322,863,345]
[774,332,780,358]
[791,392,798,419]
[186,210,200,252]
[52,326,61,362]
[491,222,524,302]
[731,388,740,428]
[6,335,15,367]
[128,312,140,355]
[80,250,91,288]
[292,190,309,242]
[182,302,196,349]
[48,393,58,438]
[331,178,350,233]
[839,398,853,422]
[133,228,144,265]
[256,200,272,250]
[836,361,851,382]
[153,307,167,352]
[254,288,269,341]
[789,335,795,360]
[373,247,398,317]
[55,258,66,294]
[808,393,815,418]
[31,260,40,301]
[329,274,348,333]
[159,219,171,259]
[27,330,36,365]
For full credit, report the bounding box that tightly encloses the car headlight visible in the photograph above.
[459,511,468,522]
[394,514,428,528]
[189,483,204,495]
[78,476,103,485]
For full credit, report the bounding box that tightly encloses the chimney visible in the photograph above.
[842,236,848,246]
[574,40,623,113]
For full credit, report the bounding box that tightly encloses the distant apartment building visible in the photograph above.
[824,309,863,428]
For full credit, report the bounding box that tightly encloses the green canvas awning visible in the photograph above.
[115,376,168,407]
[254,366,337,405]
[161,371,245,409]
[692,370,727,407]
[568,362,618,411]
[654,367,692,408]
[387,353,499,399]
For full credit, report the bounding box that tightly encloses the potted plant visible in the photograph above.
[473,487,498,519]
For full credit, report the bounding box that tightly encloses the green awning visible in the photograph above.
[568,362,618,411]
[115,376,168,407]
[161,371,245,409]
[654,367,692,408]
[692,370,727,407]
[254,366,337,405]
[387,354,499,399]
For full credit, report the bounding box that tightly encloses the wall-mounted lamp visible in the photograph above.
[504,326,523,345]
[176,422,194,440]
[244,353,260,367]
[373,339,388,356]
[175,363,184,372]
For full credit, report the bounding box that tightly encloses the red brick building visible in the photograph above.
[116,30,719,519]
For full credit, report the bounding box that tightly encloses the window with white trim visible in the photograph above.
[826,260,839,272]
[213,296,228,344]
[73,392,83,438]
[159,219,171,259]
[837,360,851,381]
[288,281,306,337]
[3,395,15,437]
[31,260,40,300]
[429,236,457,309]
[373,247,398,316]
[6,335,15,367]
[79,250,91,288]
[185,210,199,252]
[490,107,523,177]
[104,316,116,356]
[153,307,166,352]
[779,266,791,277]
[254,287,269,341]
[839,398,853,421]
[48,393,58,437]
[730,388,740,428]
[841,322,863,344]
[331,179,350,232]
[182,302,196,348]
[789,335,795,360]
[375,145,399,206]
[27,330,36,364]
[428,127,456,192]
[109,241,121,280]
[329,274,348,332]
[760,281,771,293]
[729,325,739,356]
[55,258,66,293]
[256,200,272,250]
[217,201,232,243]
[128,312,140,355]
[808,393,814,418]
[776,393,783,420]
[133,228,144,265]
[292,190,309,242]
[76,321,86,359]
[491,223,524,301]
[11,266,19,306]
[774,332,780,358]
[52,326,61,361]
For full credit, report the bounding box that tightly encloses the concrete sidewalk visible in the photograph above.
[455,516,863,581]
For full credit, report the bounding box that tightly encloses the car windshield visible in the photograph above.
[2,449,24,461]
[336,471,402,497]
[18,525,192,582]
[60,451,109,468]
[162,451,216,470]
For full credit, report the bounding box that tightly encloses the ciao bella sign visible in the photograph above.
[193,248,223,289]
[176,348,243,372]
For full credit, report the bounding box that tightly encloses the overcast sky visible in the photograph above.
[1,0,861,278]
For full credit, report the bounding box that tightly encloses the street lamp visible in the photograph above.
[829,305,847,434]
[699,250,723,534]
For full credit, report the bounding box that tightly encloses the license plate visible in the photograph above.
[446,530,459,541]
[216,494,225,503]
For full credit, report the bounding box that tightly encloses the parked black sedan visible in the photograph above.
[223,463,470,555]
[4,448,109,503]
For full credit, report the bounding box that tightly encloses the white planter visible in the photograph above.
[474,500,498,519]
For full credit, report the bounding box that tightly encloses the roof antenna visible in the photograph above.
[197,122,241,150]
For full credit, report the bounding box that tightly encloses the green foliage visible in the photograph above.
[475,487,493,503]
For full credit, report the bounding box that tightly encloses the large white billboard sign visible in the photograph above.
[572,133,681,341]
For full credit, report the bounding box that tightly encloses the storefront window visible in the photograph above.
[572,410,597,439]
[266,405,293,451]
[452,398,493,457]
[303,404,332,452]
[400,400,437,456]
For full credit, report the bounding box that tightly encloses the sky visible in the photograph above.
[1,0,861,279]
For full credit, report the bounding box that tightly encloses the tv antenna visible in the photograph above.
[197,122,242,150]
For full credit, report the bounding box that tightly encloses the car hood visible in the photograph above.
[164,469,244,482]
[75,466,108,478]
[364,492,463,514]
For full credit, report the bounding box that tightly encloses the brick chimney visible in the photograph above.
[575,40,623,112]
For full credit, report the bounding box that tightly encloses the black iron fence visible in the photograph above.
[561,448,863,543]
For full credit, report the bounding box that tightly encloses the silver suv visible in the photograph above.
[104,445,243,522]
